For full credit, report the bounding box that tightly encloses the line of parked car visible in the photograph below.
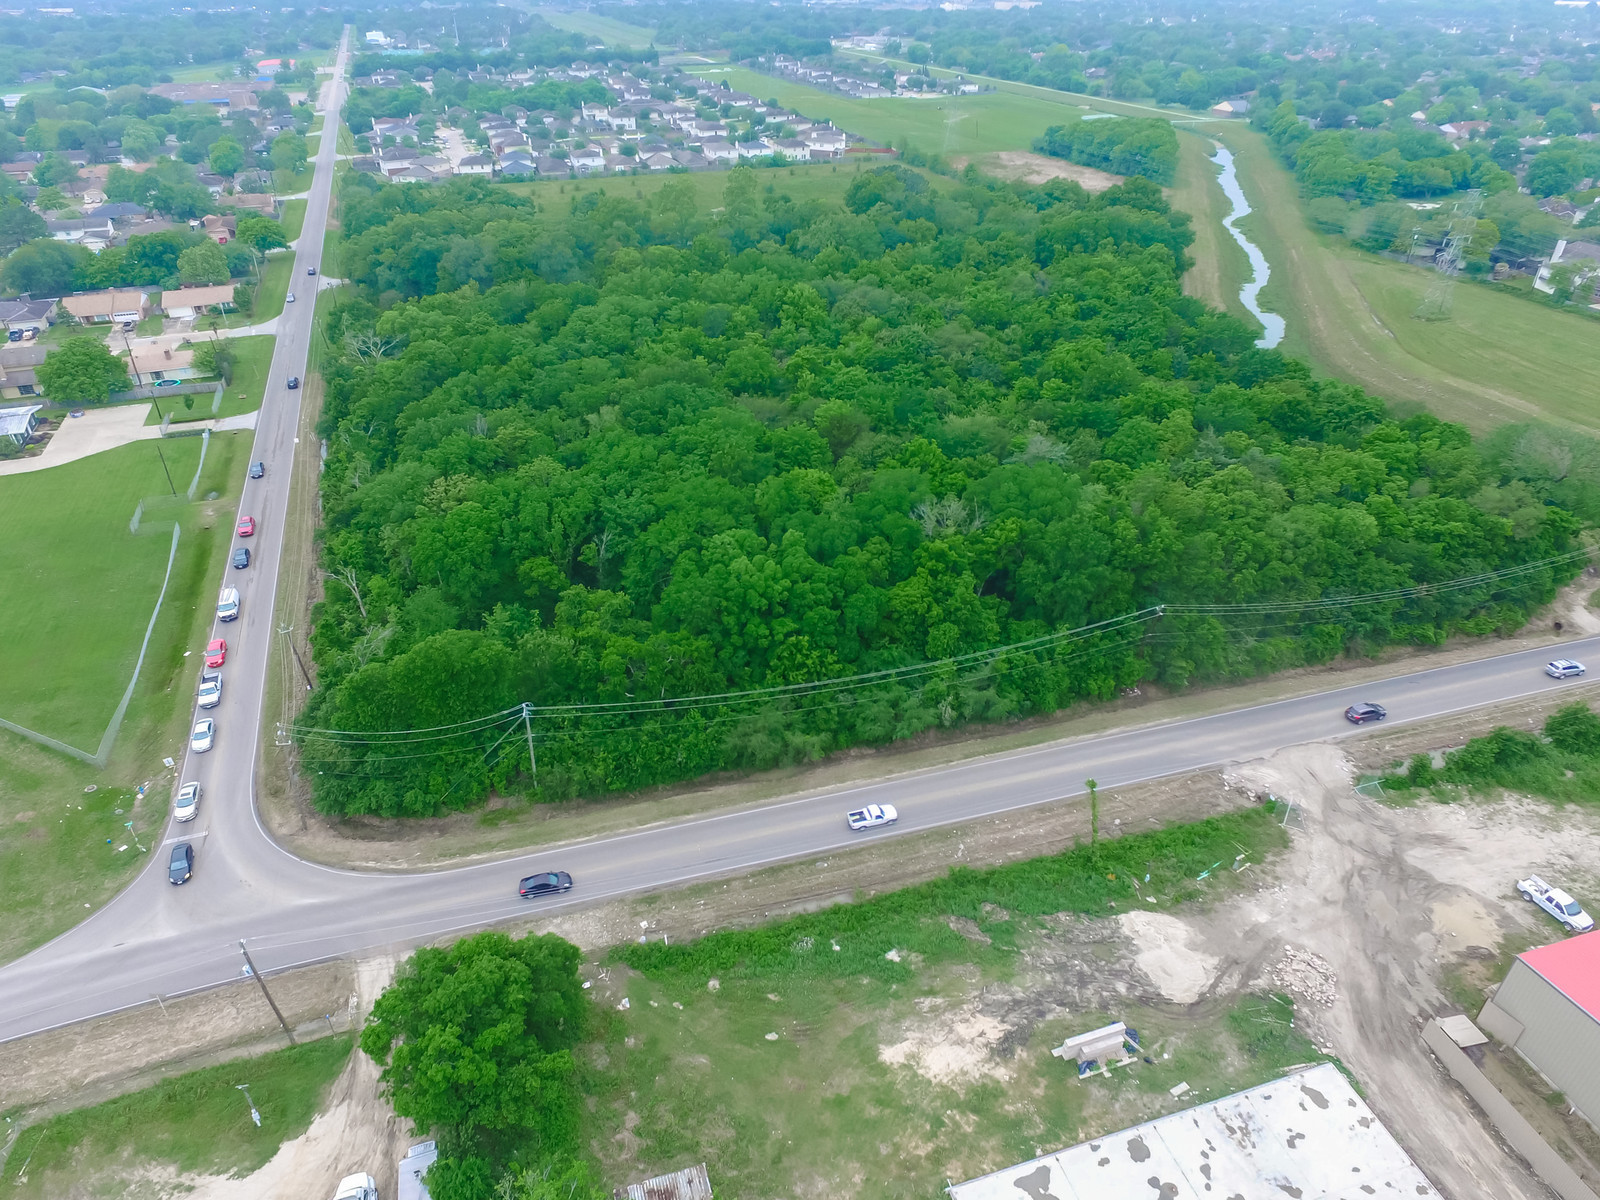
[168,460,268,885]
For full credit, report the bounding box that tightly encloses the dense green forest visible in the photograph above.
[1035,118,1179,186]
[300,165,1581,818]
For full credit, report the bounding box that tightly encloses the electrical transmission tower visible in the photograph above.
[1414,189,1482,322]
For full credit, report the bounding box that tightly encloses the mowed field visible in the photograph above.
[708,66,1087,155]
[534,6,660,49]
[1212,125,1600,433]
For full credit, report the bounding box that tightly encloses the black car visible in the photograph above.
[287,376,300,389]
[169,842,194,885]
[1344,702,1387,724]
[232,546,251,569]
[307,266,317,275]
[248,460,265,479]
[519,870,573,898]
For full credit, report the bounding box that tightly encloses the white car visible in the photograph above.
[1519,875,1595,932]
[847,803,898,831]
[1546,659,1586,679]
[174,781,200,822]
[198,675,222,708]
[191,718,214,753]
[286,291,295,303]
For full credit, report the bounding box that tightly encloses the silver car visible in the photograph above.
[190,718,214,753]
[174,781,200,822]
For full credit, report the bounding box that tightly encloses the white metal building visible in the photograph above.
[947,1063,1433,1200]
[1479,930,1600,1127]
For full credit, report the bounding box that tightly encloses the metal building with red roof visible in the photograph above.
[1479,929,1600,1127]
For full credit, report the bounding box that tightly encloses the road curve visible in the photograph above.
[1,42,1598,1045]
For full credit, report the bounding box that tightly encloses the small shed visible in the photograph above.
[1478,930,1600,1126]
[614,1163,713,1200]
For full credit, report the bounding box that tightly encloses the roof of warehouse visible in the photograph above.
[1520,930,1600,1021]
[947,1063,1434,1200]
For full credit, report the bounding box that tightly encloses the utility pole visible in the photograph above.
[523,702,537,789]
[279,623,314,690]
[154,442,176,495]
[239,940,296,1044]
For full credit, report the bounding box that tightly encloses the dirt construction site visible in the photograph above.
[6,690,1600,1198]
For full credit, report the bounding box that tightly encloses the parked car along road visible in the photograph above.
[1519,875,1595,932]
[205,638,227,668]
[197,675,222,708]
[236,516,255,537]
[217,586,239,621]
[1344,702,1387,724]
[174,782,200,822]
[518,871,573,898]
[248,460,265,479]
[231,547,251,569]
[286,376,300,389]
[190,718,214,753]
[847,803,898,831]
[1546,659,1586,679]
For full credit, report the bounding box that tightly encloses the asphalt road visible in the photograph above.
[1,46,1598,1045]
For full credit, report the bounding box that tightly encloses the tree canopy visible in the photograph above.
[295,165,1582,818]
[36,337,131,403]
[1035,118,1178,184]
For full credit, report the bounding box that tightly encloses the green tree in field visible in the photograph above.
[271,131,309,174]
[0,200,48,254]
[0,237,89,296]
[36,338,132,403]
[361,931,587,1200]
[32,153,79,189]
[178,241,230,285]
[33,186,74,214]
[236,215,289,250]
[208,136,246,177]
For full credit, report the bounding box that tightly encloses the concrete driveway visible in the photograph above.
[0,404,159,476]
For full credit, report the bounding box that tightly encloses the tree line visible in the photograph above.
[298,164,1583,818]
[1035,118,1178,185]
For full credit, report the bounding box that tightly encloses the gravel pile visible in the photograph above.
[1270,946,1338,1007]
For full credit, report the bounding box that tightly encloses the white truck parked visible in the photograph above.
[1518,875,1595,933]
[398,1142,438,1200]
[332,1173,379,1200]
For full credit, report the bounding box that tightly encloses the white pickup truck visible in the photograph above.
[332,1174,379,1200]
[1518,875,1595,933]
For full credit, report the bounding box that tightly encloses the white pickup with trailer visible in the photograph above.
[1518,875,1595,932]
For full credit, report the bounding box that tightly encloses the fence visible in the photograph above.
[109,382,215,403]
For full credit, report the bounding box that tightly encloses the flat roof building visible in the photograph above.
[948,1063,1433,1200]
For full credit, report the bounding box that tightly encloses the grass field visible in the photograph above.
[535,6,660,49]
[709,66,1087,155]
[281,197,307,242]
[254,253,293,321]
[160,334,275,425]
[0,430,249,962]
[1,1037,352,1199]
[585,809,1316,1195]
[1212,125,1600,433]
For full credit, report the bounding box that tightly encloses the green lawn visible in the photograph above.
[159,333,274,426]
[1213,125,1600,434]
[2,1037,352,1199]
[281,197,307,242]
[273,165,315,194]
[254,253,293,321]
[710,66,1087,155]
[534,7,661,49]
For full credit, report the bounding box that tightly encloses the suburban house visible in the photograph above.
[222,192,279,216]
[200,213,236,244]
[61,289,151,325]
[569,146,606,174]
[1533,239,1600,303]
[45,215,115,250]
[0,403,43,445]
[161,284,237,320]
[150,82,259,108]
[0,298,56,337]
[0,344,47,399]
[1209,98,1252,117]
[454,154,493,176]
[699,140,738,164]
[126,345,198,383]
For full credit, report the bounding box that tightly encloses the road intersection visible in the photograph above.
[2,37,1597,1047]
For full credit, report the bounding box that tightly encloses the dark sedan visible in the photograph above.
[1344,702,1387,724]
[232,546,251,569]
[248,460,265,479]
[519,870,573,898]
[169,842,194,885]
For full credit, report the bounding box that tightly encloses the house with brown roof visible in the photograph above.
[126,345,198,383]
[0,344,47,400]
[60,289,151,325]
[161,284,238,320]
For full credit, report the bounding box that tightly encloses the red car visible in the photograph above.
[205,638,227,668]
[236,515,256,537]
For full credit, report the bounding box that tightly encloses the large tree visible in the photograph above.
[271,131,309,174]
[208,136,246,177]
[36,338,132,403]
[0,238,89,296]
[178,241,230,285]
[0,201,48,256]
[236,215,289,250]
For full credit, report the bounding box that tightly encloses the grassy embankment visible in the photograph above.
[534,7,660,49]
[1170,129,1255,329]
[1211,124,1600,434]
[0,431,249,964]
[281,197,308,242]
[0,1038,352,1199]
[584,806,1314,1195]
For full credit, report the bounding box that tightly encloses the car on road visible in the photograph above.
[1344,702,1387,724]
[286,292,295,303]
[248,461,265,479]
[287,376,300,389]
[191,718,214,753]
[1546,659,1586,679]
[847,803,898,831]
[217,586,240,621]
[236,515,256,537]
[307,266,317,275]
[232,547,251,569]
[205,638,227,668]
[174,781,200,822]
[197,675,222,708]
[1519,875,1595,932]
[168,842,194,885]
[518,871,573,898]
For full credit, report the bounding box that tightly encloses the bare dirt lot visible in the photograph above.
[951,149,1124,190]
